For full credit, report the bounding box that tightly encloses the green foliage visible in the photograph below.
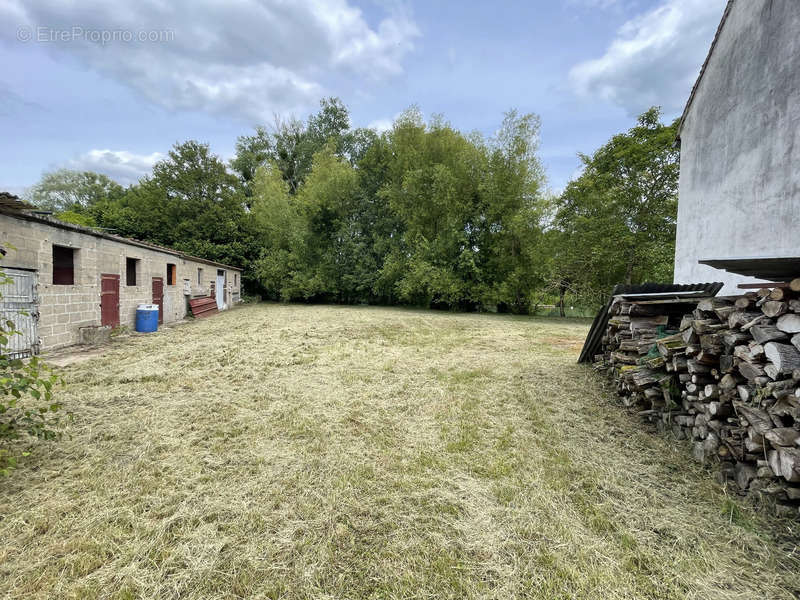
[53,210,98,227]
[230,125,273,198]
[549,107,680,307]
[26,169,125,213]
[0,269,64,475]
[232,97,357,196]
[245,105,551,312]
[378,110,549,312]
[289,146,364,301]
[378,111,486,308]
[98,140,261,289]
[23,100,680,314]
[250,165,302,299]
[479,110,550,312]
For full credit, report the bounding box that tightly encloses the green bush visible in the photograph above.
[0,269,65,475]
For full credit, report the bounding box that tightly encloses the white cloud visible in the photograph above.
[1,0,420,122]
[366,109,406,133]
[367,118,394,133]
[64,149,164,185]
[569,0,727,116]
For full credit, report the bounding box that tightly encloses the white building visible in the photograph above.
[674,0,800,292]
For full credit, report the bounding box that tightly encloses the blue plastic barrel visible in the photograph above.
[135,304,159,332]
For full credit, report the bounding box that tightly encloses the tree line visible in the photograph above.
[26,98,679,314]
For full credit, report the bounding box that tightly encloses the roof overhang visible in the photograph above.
[699,256,800,282]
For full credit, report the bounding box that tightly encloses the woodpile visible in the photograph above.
[595,280,800,517]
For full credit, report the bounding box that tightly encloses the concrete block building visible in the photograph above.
[674,0,800,292]
[0,198,242,354]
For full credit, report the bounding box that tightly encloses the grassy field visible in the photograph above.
[1,303,799,599]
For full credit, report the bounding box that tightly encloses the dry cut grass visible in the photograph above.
[1,303,799,599]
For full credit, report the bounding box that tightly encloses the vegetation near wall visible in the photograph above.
[0,266,64,474]
[25,99,679,313]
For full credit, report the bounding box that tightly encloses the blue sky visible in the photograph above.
[0,0,727,196]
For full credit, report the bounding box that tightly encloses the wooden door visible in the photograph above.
[100,274,120,328]
[152,277,164,324]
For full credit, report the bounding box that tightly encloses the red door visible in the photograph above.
[100,274,120,328]
[152,277,164,324]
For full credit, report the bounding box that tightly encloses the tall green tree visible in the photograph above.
[373,109,548,312]
[250,164,301,299]
[25,169,125,224]
[376,110,486,308]
[231,97,368,196]
[285,146,365,301]
[479,110,549,313]
[230,126,272,199]
[551,107,680,306]
[100,141,258,282]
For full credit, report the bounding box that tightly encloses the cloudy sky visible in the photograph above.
[0,0,727,195]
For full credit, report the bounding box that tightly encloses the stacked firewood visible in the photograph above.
[596,280,800,516]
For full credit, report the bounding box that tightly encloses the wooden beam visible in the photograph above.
[737,282,791,289]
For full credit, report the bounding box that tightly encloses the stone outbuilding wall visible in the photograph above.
[0,210,242,350]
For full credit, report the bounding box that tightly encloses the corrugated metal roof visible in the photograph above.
[700,256,800,281]
[577,282,723,364]
[612,282,724,296]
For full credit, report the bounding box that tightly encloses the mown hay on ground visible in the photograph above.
[1,303,799,599]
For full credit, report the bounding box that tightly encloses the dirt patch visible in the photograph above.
[43,319,194,367]
[44,345,113,367]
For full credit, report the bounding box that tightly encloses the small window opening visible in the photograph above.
[53,245,75,285]
[197,268,203,285]
[167,263,176,285]
[126,257,139,286]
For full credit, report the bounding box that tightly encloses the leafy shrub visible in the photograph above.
[0,269,65,475]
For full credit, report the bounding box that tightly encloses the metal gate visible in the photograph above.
[0,268,39,359]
